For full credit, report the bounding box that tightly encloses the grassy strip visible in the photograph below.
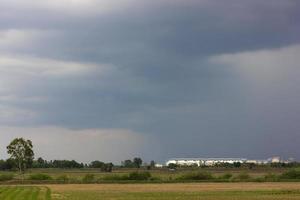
[29,187,40,200]
[13,187,30,200]
[45,187,51,200]
[5,187,22,200]
[0,186,49,200]
[0,174,14,181]
[0,187,15,199]
[20,187,33,200]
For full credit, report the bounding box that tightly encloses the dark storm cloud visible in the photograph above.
[0,0,300,162]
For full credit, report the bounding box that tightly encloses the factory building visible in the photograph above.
[166,158,247,167]
[165,156,288,167]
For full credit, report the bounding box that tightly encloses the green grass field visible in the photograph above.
[0,186,50,200]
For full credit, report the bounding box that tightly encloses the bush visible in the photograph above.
[128,171,151,180]
[0,174,14,181]
[264,173,279,181]
[103,171,152,181]
[234,172,250,181]
[168,163,177,169]
[280,169,300,179]
[177,171,214,180]
[102,163,113,172]
[29,173,52,180]
[103,174,126,181]
[253,177,264,182]
[219,173,233,179]
[56,175,69,182]
[82,174,95,182]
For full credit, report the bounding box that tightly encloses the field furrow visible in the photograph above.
[30,187,40,200]
[6,187,23,200]
[0,187,15,199]
[0,187,50,200]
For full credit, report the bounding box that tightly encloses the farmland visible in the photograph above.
[2,183,300,200]
[1,168,300,199]
[48,183,300,200]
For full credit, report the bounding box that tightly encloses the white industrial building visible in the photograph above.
[245,160,268,165]
[165,156,286,167]
[154,163,163,168]
[166,158,247,167]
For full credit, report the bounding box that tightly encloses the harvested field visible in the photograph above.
[48,183,300,200]
[48,182,300,192]
[2,183,300,199]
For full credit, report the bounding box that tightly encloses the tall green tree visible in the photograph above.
[7,138,34,173]
[122,159,134,168]
[133,157,143,168]
[150,160,156,168]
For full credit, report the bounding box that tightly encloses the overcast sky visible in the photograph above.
[0,0,300,163]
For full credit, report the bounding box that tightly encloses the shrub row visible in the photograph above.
[1,168,300,183]
[176,171,214,181]
[280,169,300,179]
[28,173,70,183]
[103,171,152,181]
[175,171,250,181]
[29,173,52,180]
[175,169,300,182]
[0,174,14,181]
[25,171,153,183]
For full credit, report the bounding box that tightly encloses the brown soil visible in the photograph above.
[47,182,300,193]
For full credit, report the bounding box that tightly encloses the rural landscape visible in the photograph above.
[1,138,300,199]
[1,0,300,199]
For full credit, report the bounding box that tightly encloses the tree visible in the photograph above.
[7,138,34,173]
[37,157,46,167]
[233,162,241,168]
[168,163,177,169]
[0,159,14,170]
[102,163,113,172]
[52,160,83,168]
[90,160,105,168]
[122,159,134,168]
[37,157,45,165]
[133,157,143,168]
[150,160,156,168]
[89,161,113,172]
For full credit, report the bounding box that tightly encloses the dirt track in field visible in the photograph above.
[47,182,300,193]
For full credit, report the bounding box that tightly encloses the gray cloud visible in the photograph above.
[0,0,299,162]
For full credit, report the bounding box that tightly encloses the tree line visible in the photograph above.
[2,137,300,174]
[1,137,150,173]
